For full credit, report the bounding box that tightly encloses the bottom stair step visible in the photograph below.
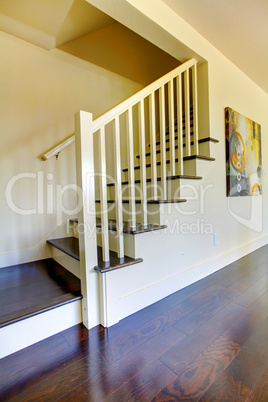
[47,237,143,274]
[0,258,82,328]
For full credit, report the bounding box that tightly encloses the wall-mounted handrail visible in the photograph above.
[41,134,74,160]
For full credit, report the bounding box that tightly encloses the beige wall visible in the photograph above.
[114,0,268,254]
[85,0,268,277]
[0,31,142,267]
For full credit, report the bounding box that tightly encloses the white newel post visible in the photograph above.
[75,111,99,329]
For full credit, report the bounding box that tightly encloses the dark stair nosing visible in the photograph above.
[107,174,202,187]
[70,218,167,235]
[122,155,215,172]
[47,237,143,274]
[0,293,82,328]
[96,198,187,204]
[183,155,216,161]
[94,250,143,274]
[199,137,219,143]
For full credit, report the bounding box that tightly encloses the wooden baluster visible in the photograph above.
[168,80,175,176]
[138,99,148,227]
[184,69,191,156]
[159,85,167,199]
[99,126,109,262]
[192,63,199,155]
[114,116,124,258]
[149,93,157,200]
[176,74,184,175]
[127,107,136,229]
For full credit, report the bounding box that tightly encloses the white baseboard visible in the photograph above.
[102,234,268,326]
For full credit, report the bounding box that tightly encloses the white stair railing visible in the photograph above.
[76,58,199,262]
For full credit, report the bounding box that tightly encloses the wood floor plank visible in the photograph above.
[198,301,247,336]
[10,349,109,401]
[99,310,185,364]
[226,317,268,389]
[158,322,225,375]
[199,370,251,401]
[173,287,239,334]
[233,285,268,308]
[58,326,183,401]
[153,336,240,401]
[105,359,176,402]
[247,367,268,401]
[163,284,227,324]
[0,336,102,400]
[221,290,268,346]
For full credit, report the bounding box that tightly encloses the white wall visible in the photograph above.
[0,31,142,268]
[98,0,268,259]
[82,0,268,326]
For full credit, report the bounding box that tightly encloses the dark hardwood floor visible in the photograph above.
[1,245,268,401]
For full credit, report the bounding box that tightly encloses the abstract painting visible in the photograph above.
[225,107,262,197]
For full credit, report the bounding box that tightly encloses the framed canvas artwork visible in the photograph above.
[225,107,262,197]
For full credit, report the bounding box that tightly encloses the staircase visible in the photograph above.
[47,58,218,328]
[1,58,219,358]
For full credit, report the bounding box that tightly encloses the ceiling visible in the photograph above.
[0,0,179,85]
[1,0,267,92]
[0,0,114,49]
[163,0,268,93]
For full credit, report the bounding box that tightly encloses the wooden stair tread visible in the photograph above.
[47,237,143,274]
[184,155,216,161]
[122,155,215,172]
[0,258,82,328]
[47,237,80,260]
[107,174,202,187]
[199,137,219,143]
[70,218,167,235]
[96,199,187,204]
[95,248,143,273]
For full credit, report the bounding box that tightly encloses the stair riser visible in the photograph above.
[70,221,136,258]
[108,182,168,200]
[108,178,200,201]
[97,230,135,258]
[123,158,204,181]
[95,202,161,225]
[199,141,216,158]
[50,247,80,278]
[183,158,212,176]
[141,143,195,164]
